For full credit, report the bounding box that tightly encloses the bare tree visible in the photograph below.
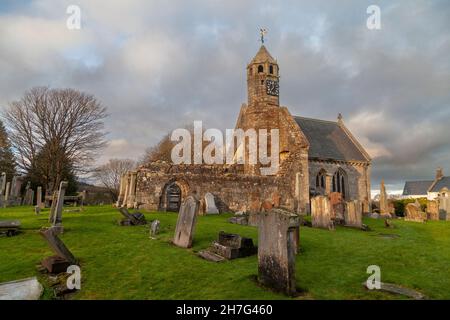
[3,87,107,192]
[92,158,136,201]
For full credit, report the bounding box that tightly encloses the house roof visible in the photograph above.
[429,176,450,192]
[402,180,433,196]
[293,116,369,162]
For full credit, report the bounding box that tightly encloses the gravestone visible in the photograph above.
[173,195,199,248]
[329,192,345,224]
[150,220,160,238]
[36,186,44,209]
[204,192,219,214]
[34,206,41,215]
[4,182,10,205]
[199,231,257,261]
[427,200,439,220]
[311,196,333,229]
[404,201,426,223]
[439,195,450,221]
[0,172,6,197]
[0,277,43,300]
[40,228,77,274]
[258,208,299,296]
[48,191,58,223]
[379,179,389,215]
[344,200,363,228]
[118,207,147,226]
[51,181,68,234]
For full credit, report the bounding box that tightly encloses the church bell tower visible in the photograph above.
[247,45,280,107]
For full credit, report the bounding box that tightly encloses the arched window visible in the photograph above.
[269,65,274,74]
[332,169,348,199]
[315,170,326,189]
[258,65,264,73]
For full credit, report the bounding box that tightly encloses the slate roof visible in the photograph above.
[293,116,369,162]
[429,177,450,192]
[402,180,433,196]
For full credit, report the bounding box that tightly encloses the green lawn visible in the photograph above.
[0,205,449,300]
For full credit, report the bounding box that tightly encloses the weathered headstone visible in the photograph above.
[311,196,333,229]
[199,231,257,261]
[51,181,68,234]
[0,172,6,197]
[4,182,10,205]
[344,200,363,228]
[0,277,43,300]
[258,208,299,296]
[36,186,44,209]
[118,207,147,226]
[329,192,345,223]
[34,206,41,215]
[379,179,389,216]
[40,228,77,274]
[204,192,219,214]
[427,200,439,220]
[173,195,199,248]
[439,193,450,221]
[149,220,160,238]
[404,200,426,223]
[48,191,58,223]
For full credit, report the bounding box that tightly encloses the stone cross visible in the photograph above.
[51,181,68,234]
[204,192,219,214]
[173,195,199,248]
[258,208,299,296]
[260,28,267,44]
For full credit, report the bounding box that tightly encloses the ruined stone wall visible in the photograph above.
[135,162,296,214]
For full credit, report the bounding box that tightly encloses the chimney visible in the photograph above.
[436,167,444,180]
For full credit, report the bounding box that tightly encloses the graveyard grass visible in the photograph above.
[1,206,450,300]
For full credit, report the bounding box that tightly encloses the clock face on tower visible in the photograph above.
[266,79,279,96]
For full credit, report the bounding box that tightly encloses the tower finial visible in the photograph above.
[260,28,268,44]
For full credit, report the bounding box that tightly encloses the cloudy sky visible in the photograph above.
[0,0,449,193]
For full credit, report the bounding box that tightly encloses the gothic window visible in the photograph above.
[258,65,264,73]
[269,65,274,74]
[316,170,326,189]
[332,168,348,199]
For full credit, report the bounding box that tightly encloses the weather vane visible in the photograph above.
[260,28,268,44]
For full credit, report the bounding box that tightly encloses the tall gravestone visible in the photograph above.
[48,191,58,223]
[258,208,299,296]
[36,186,44,209]
[311,196,333,229]
[439,193,450,221]
[0,172,6,197]
[4,182,10,204]
[40,228,77,273]
[379,179,389,216]
[204,192,219,214]
[51,181,68,234]
[344,200,363,228]
[173,195,199,248]
[427,200,439,220]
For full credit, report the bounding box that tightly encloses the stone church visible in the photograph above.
[118,45,372,215]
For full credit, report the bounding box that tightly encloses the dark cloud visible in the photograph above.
[0,0,449,193]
